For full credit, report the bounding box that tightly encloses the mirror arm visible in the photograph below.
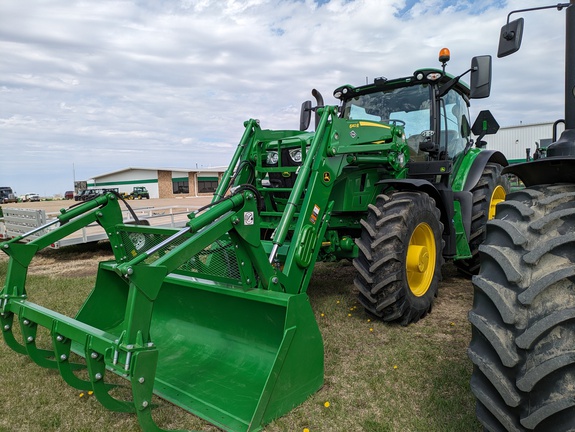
[437,67,473,98]
[506,2,571,26]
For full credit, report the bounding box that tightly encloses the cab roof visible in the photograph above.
[333,68,471,101]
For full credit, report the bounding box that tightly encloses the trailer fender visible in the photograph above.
[462,150,508,191]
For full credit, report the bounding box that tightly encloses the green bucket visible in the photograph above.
[75,263,324,431]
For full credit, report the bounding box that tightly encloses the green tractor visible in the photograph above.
[332,50,509,323]
[0,51,507,431]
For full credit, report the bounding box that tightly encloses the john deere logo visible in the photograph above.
[350,130,357,138]
[323,172,331,182]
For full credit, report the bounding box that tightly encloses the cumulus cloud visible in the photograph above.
[0,0,567,195]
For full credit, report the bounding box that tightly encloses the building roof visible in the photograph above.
[91,166,227,180]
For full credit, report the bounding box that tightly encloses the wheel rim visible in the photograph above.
[406,222,436,297]
[489,185,506,220]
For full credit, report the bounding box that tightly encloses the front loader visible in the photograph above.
[1,51,507,431]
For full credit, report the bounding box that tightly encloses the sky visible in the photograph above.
[0,0,569,196]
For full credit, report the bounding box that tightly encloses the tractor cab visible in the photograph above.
[333,49,493,166]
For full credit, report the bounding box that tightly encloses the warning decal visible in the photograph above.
[310,204,320,224]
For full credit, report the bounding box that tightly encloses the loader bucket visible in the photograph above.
[75,261,324,431]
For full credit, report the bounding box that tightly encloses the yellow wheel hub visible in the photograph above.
[406,223,436,297]
[489,185,506,220]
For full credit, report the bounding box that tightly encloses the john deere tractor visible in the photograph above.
[468,2,575,431]
[0,51,507,431]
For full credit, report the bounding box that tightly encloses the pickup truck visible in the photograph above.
[23,193,40,202]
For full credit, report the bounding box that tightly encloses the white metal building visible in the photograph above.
[86,167,226,199]
[480,122,565,163]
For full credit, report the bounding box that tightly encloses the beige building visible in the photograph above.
[87,167,226,199]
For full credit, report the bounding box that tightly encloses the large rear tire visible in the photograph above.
[455,162,509,276]
[354,191,444,325]
[468,184,575,431]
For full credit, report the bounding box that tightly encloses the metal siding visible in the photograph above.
[478,122,565,162]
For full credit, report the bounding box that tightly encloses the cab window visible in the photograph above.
[439,89,471,159]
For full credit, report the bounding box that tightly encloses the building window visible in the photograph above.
[198,180,218,193]
[173,181,189,194]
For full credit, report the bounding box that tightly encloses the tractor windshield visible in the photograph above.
[342,84,472,160]
[342,85,432,158]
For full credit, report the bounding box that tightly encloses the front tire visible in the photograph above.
[468,184,575,431]
[455,162,509,276]
[354,191,444,325]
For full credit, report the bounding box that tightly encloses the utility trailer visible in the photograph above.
[1,52,509,431]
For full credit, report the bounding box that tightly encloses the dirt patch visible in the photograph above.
[0,242,114,278]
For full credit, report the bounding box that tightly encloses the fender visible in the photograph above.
[502,157,575,187]
[462,149,508,191]
[377,179,457,257]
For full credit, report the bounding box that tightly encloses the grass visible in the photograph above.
[0,248,481,432]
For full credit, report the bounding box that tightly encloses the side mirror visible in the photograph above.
[470,55,492,99]
[498,18,524,58]
[299,100,312,131]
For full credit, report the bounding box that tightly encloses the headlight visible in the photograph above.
[397,153,406,168]
[288,148,302,163]
[266,151,279,165]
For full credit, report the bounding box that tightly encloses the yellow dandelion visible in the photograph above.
[393,365,398,370]
[348,313,352,317]
[79,393,85,398]
[88,391,94,395]
[336,300,340,304]
[324,401,330,408]
[367,319,371,322]
[303,429,310,432]
[321,313,325,317]
[370,328,374,332]
[450,322,455,326]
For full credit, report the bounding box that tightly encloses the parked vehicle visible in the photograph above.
[0,187,17,204]
[128,186,150,199]
[81,189,103,201]
[64,191,74,200]
[23,193,40,202]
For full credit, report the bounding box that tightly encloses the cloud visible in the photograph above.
[0,0,568,195]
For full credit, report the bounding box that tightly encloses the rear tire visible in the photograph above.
[354,191,444,325]
[455,162,509,276]
[469,184,575,431]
